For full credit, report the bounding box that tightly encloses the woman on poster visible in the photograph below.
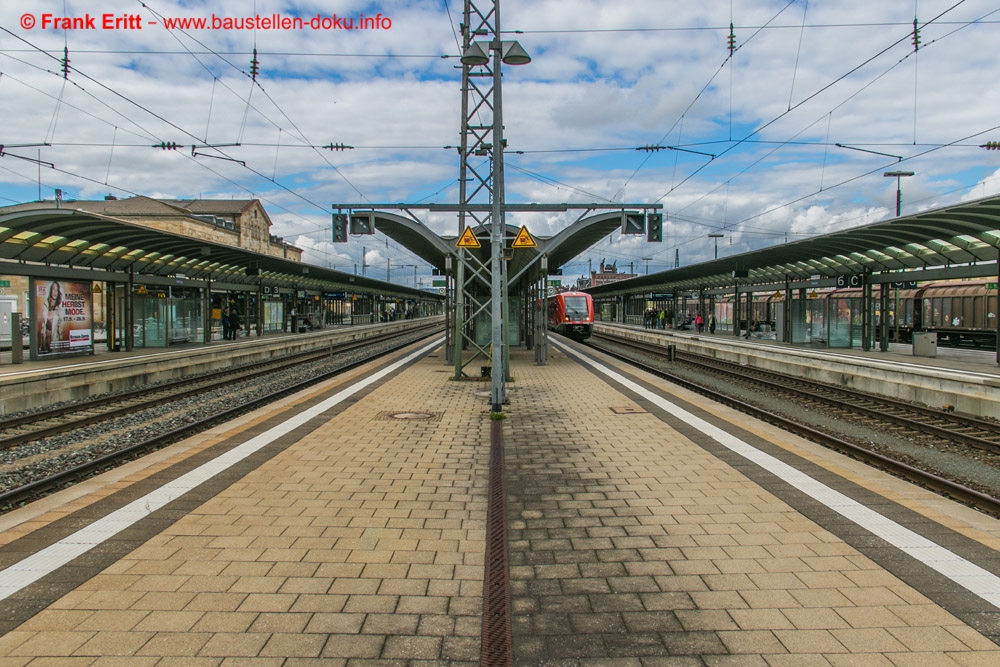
[40,281,63,353]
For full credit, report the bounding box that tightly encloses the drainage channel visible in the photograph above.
[481,418,512,667]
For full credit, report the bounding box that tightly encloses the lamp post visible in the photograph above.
[883,171,914,217]
[708,233,724,259]
[461,12,531,413]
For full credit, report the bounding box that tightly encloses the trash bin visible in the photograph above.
[912,331,937,358]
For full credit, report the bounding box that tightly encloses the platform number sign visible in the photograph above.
[835,274,863,288]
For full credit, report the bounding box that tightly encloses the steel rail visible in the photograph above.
[594,332,1000,453]
[0,327,443,512]
[586,335,1000,517]
[0,324,440,449]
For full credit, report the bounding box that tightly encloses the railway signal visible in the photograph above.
[647,213,662,242]
[350,212,375,235]
[332,214,348,243]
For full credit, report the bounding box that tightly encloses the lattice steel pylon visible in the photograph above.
[452,0,509,411]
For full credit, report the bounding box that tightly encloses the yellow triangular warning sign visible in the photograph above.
[512,225,536,248]
[456,226,481,248]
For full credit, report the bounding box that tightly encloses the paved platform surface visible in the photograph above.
[0,339,997,665]
[507,342,1000,665]
[619,321,1000,377]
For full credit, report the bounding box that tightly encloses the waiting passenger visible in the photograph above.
[229,309,241,339]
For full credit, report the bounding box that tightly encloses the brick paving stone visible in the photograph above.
[503,349,1000,665]
[2,346,1000,665]
[0,350,487,666]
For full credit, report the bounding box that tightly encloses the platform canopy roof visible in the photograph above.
[372,209,628,283]
[588,195,1000,297]
[0,206,435,298]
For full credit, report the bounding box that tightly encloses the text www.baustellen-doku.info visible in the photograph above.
[18,11,392,32]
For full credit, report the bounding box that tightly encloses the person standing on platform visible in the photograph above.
[695,312,704,333]
[709,313,716,334]
[229,308,241,339]
[221,307,230,341]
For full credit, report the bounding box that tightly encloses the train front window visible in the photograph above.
[563,296,589,319]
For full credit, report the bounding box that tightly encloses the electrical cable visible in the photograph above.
[651,0,973,209]
[1,2,995,278]
[671,2,993,227]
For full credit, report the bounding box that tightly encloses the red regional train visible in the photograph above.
[548,291,595,340]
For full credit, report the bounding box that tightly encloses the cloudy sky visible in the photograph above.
[2,0,999,286]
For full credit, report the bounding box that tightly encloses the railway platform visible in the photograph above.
[0,336,998,664]
[0,317,444,416]
[597,322,1000,419]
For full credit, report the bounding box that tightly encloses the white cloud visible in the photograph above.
[2,0,999,281]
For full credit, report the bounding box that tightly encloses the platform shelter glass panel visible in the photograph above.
[597,298,620,323]
[474,299,521,347]
[508,297,521,345]
[327,298,347,325]
[352,296,373,325]
[714,300,734,333]
[790,297,828,347]
[132,296,197,347]
[263,300,284,332]
[113,285,127,350]
[170,298,201,344]
[828,297,862,348]
[135,297,168,347]
[625,296,644,326]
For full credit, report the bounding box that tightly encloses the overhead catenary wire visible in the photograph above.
[0,19,359,236]
[645,0,976,219]
[610,0,800,204]
[583,2,982,266]
[134,0,375,204]
[668,1,993,229]
[1,2,996,277]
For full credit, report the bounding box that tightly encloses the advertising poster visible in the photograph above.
[33,278,93,357]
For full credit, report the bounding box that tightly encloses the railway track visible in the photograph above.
[587,330,1000,516]
[0,325,442,511]
[0,324,437,450]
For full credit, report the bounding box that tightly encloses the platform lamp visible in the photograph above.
[708,233,724,259]
[883,171,914,217]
